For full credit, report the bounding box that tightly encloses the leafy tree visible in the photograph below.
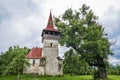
[54,4,112,79]
[63,49,74,75]
[107,64,120,75]
[0,45,30,75]
[63,49,93,75]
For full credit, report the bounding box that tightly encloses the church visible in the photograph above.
[24,11,63,75]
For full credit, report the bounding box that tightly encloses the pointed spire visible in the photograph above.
[43,10,59,32]
[46,10,54,29]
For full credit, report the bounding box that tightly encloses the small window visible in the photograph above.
[50,43,53,47]
[50,32,53,35]
[48,32,50,34]
[45,31,48,34]
[55,33,58,35]
[33,59,35,66]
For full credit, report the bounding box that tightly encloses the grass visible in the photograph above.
[107,75,120,80]
[0,74,120,80]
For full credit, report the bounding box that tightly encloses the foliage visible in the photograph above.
[0,45,30,75]
[107,64,120,75]
[54,4,113,79]
[63,49,94,75]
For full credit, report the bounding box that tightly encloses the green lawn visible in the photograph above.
[0,74,120,80]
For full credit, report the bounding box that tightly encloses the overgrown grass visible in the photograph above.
[0,74,120,80]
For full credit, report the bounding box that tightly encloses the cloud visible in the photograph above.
[0,0,120,65]
[0,0,45,52]
[102,7,120,38]
[101,6,120,60]
[109,56,120,65]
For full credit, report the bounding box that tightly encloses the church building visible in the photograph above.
[24,11,63,75]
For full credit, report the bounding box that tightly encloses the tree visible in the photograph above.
[0,45,30,75]
[63,49,74,76]
[107,64,120,75]
[54,4,112,79]
[63,49,93,75]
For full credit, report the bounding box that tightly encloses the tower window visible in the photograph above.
[55,33,58,35]
[48,32,50,34]
[50,32,53,35]
[50,43,53,47]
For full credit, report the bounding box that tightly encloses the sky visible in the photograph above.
[0,0,120,65]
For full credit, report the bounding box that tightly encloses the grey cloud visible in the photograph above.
[0,0,45,53]
[102,6,120,60]
[0,0,40,15]
[103,7,120,38]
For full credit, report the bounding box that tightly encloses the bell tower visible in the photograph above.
[41,11,61,75]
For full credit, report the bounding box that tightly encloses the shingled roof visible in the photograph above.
[26,48,42,59]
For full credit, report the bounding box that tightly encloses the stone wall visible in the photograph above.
[42,38,63,75]
[24,59,44,75]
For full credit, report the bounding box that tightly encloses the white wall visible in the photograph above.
[29,59,40,66]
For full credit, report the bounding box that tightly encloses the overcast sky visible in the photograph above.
[0,0,120,64]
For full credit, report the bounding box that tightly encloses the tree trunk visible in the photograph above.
[70,69,73,76]
[94,66,107,80]
[99,66,107,79]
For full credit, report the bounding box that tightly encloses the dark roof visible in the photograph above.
[57,56,63,61]
[26,48,42,59]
